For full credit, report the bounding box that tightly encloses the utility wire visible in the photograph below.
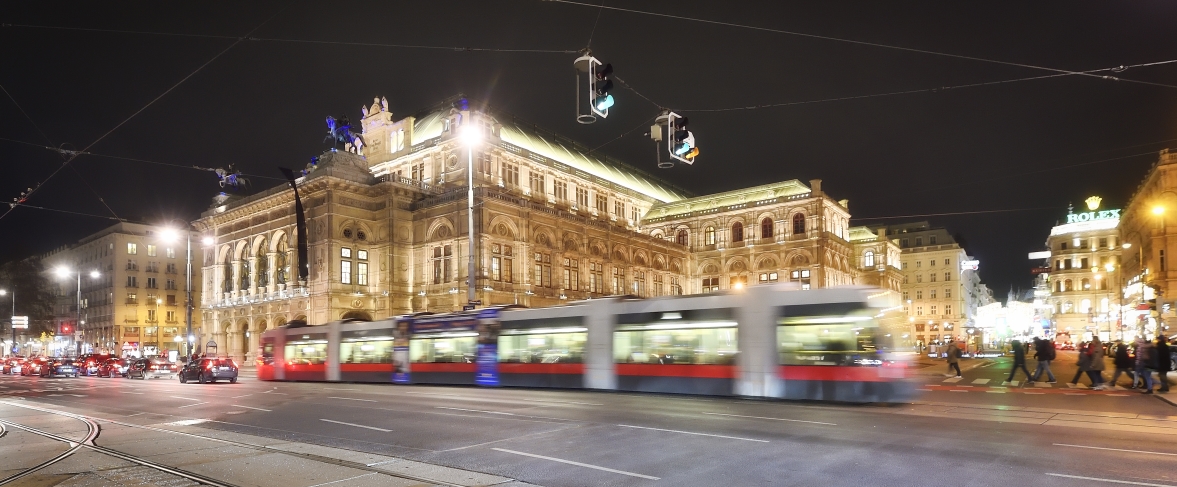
[851,206,1063,221]
[612,76,664,110]
[586,112,660,155]
[6,202,124,221]
[0,7,288,223]
[585,2,605,48]
[2,23,579,53]
[544,0,1177,91]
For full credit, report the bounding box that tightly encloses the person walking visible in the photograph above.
[1156,335,1171,393]
[1006,339,1033,384]
[1031,338,1056,383]
[945,340,962,378]
[1071,341,1091,385]
[1087,338,1107,390]
[1109,340,1137,389]
[1135,338,1156,394]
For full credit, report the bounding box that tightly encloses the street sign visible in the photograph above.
[468,300,482,305]
[462,305,476,311]
[11,315,28,329]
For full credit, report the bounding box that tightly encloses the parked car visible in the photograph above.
[3,357,26,374]
[179,357,239,384]
[40,358,78,378]
[77,354,111,376]
[97,357,131,378]
[126,357,178,380]
[22,357,48,376]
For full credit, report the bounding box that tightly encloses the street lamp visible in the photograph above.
[54,266,100,356]
[154,298,163,357]
[461,124,482,307]
[161,221,197,359]
[0,289,13,356]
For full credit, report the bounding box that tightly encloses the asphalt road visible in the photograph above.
[1,365,1175,487]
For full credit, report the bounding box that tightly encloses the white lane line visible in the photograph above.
[1053,443,1177,456]
[701,412,836,426]
[171,396,202,402]
[436,406,515,415]
[327,396,376,402]
[917,388,933,391]
[1046,472,1176,486]
[177,401,208,408]
[231,404,272,412]
[305,473,377,487]
[319,419,391,432]
[324,388,359,391]
[125,412,147,417]
[231,394,253,399]
[618,424,769,443]
[949,390,969,393]
[985,390,1006,394]
[971,378,990,385]
[492,448,660,480]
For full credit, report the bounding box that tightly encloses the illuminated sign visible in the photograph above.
[961,260,979,271]
[1027,251,1051,260]
[1067,195,1120,223]
[1031,266,1051,275]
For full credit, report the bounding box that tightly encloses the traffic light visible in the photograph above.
[672,116,698,161]
[593,63,614,112]
[651,111,699,168]
[61,323,71,334]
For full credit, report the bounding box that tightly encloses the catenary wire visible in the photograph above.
[6,202,124,222]
[0,6,288,223]
[850,206,1063,221]
[0,137,285,181]
[586,112,660,155]
[2,23,579,53]
[584,1,605,48]
[543,0,1177,91]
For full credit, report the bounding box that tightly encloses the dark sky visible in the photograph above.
[2,1,1176,299]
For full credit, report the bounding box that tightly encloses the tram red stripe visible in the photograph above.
[283,363,326,372]
[340,363,394,373]
[778,365,895,382]
[615,364,736,379]
[498,363,585,375]
[410,362,477,373]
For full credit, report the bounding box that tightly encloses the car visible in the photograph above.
[179,357,239,384]
[126,357,178,380]
[22,357,47,376]
[97,357,131,378]
[3,357,26,374]
[77,354,111,376]
[40,358,78,378]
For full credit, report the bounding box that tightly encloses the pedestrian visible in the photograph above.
[1006,339,1034,384]
[945,340,962,378]
[1156,335,1171,393]
[1071,341,1091,385]
[1109,340,1137,389]
[1135,338,1156,394]
[1087,338,1107,390]
[1031,338,1056,383]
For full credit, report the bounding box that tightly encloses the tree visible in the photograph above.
[0,257,58,337]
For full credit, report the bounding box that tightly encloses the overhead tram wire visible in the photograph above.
[850,206,1064,222]
[0,6,288,223]
[6,203,125,222]
[543,0,1177,91]
[2,23,579,54]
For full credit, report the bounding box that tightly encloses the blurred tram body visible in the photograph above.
[258,285,917,403]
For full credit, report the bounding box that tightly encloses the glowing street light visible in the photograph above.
[462,123,481,308]
[1153,205,1166,216]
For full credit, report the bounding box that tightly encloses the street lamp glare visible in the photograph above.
[460,125,482,145]
[160,228,180,243]
[1122,242,1132,249]
[89,270,100,279]
[54,267,70,278]
[202,236,215,245]
[1153,205,1165,216]
[0,289,6,296]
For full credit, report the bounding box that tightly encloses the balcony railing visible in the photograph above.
[206,286,309,308]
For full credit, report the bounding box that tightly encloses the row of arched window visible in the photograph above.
[1053,278,1107,292]
[673,214,806,247]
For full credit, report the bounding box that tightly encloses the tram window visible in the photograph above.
[499,332,586,363]
[777,318,879,366]
[341,340,394,364]
[614,326,738,365]
[259,339,274,365]
[410,336,476,363]
[285,341,327,365]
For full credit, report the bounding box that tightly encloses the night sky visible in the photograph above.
[2,1,1176,300]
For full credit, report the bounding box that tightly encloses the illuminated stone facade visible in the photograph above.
[1118,148,1177,338]
[196,96,904,362]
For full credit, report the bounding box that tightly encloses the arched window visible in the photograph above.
[1100,297,1109,313]
[675,229,688,246]
[275,239,289,284]
[705,226,716,245]
[864,250,875,268]
[221,254,233,293]
[1079,299,1091,313]
[1081,278,1091,290]
[732,222,744,242]
[239,258,251,291]
[256,240,269,288]
[761,218,773,239]
[1063,301,1073,313]
[792,213,806,235]
[1064,279,1073,292]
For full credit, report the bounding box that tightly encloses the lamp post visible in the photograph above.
[0,289,13,356]
[154,298,162,356]
[461,125,481,308]
[54,267,100,356]
[161,222,197,360]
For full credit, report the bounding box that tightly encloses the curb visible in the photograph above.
[1157,393,1177,408]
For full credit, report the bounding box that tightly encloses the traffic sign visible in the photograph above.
[462,305,476,311]
[11,315,28,329]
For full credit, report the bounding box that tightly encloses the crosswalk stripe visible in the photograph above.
[1066,383,1088,389]
[942,377,962,383]
[971,379,990,385]
[1003,380,1020,386]
[1033,382,1051,387]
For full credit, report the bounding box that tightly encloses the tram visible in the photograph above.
[258,285,917,403]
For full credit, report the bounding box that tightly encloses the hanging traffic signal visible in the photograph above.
[574,53,613,123]
[672,116,698,160]
[652,111,699,168]
[593,63,614,111]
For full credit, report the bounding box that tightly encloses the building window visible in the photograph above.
[166,294,177,306]
[554,180,568,202]
[705,226,716,245]
[902,291,908,301]
[166,247,176,259]
[901,238,908,247]
[1080,257,1089,269]
[564,258,579,291]
[127,293,137,304]
[576,187,589,209]
[761,218,774,239]
[930,305,937,315]
[146,277,157,289]
[357,262,368,285]
[916,306,923,316]
[358,250,368,260]
[902,262,908,270]
[676,229,689,246]
[614,200,625,217]
[653,274,663,295]
[915,237,923,246]
[1064,279,1073,291]
[732,222,744,242]
[166,310,176,322]
[702,277,720,292]
[612,267,624,294]
[166,279,176,290]
[633,270,645,295]
[945,305,952,316]
[758,272,778,283]
[534,252,553,288]
[916,290,923,300]
[1079,299,1091,313]
[789,269,811,290]
[410,162,425,182]
[491,244,512,282]
[147,309,156,322]
[529,172,545,196]
[127,243,137,255]
[126,276,137,288]
[589,262,603,293]
[944,272,951,281]
[1163,250,1168,271]
[863,251,875,268]
[916,275,923,283]
[432,246,453,284]
[930,289,936,299]
[596,195,609,213]
[671,276,682,295]
[341,261,352,284]
[930,274,937,282]
[945,288,951,298]
[477,151,491,174]
[1081,278,1090,290]
[502,162,519,187]
[792,213,805,235]
[342,247,352,259]
[917,261,922,268]
[929,236,937,245]
[1063,301,1073,313]
[943,259,950,266]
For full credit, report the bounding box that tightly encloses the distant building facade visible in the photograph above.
[1119,148,1177,340]
[1041,200,1122,342]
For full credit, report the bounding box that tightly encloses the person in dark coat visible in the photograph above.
[1156,335,1171,393]
[1071,341,1091,385]
[1109,340,1137,389]
[1031,338,1056,382]
[1006,339,1033,384]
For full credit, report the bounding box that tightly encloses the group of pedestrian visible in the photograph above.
[1002,335,1172,393]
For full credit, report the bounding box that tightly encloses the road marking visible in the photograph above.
[1046,472,1177,486]
[1053,443,1177,456]
[168,419,208,426]
[125,412,147,417]
[1034,382,1052,388]
[306,473,377,487]
[971,379,990,385]
[231,394,253,399]
[231,405,271,412]
[1003,380,1020,386]
[917,388,933,391]
[177,402,208,408]
[1108,394,1129,397]
[1023,392,1045,395]
[404,391,603,406]
[1066,383,1089,389]
[701,411,836,426]
[171,396,202,402]
[949,390,969,393]
[985,390,1006,393]
[324,388,359,391]
[319,419,390,432]
[121,392,144,394]
[326,396,376,402]
[492,448,660,480]
[1065,393,1084,396]
[618,424,769,443]
[942,377,962,383]
[436,406,515,415]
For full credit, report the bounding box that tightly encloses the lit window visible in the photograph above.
[357,262,368,285]
[166,248,175,259]
[341,247,352,258]
[863,251,875,268]
[358,250,368,260]
[341,261,352,284]
[127,243,137,255]
[147,245,156,257]
[916,290,922,299]
[705,226,716,245]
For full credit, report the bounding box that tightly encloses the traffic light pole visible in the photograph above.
[74,272,81,356]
